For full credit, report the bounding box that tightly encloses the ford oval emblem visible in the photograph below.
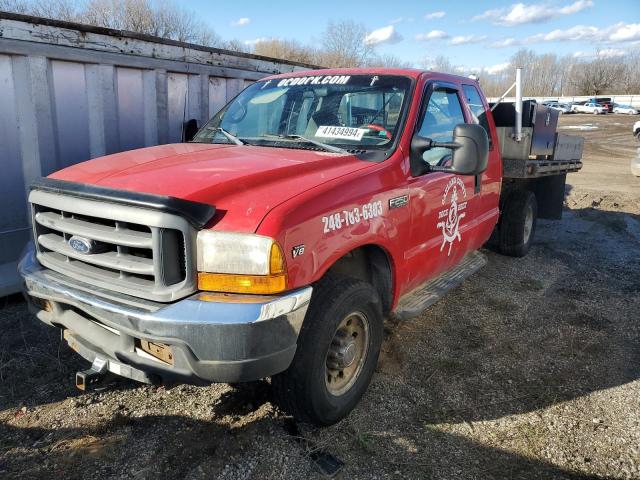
[68,236,93,254]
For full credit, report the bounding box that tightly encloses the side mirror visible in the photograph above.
[410,124,489,176]
[182,119,199,142]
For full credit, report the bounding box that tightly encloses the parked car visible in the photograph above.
[545,102,572,114]
[592,97,613,113]
[571,102,606,114]
[18,68,584,425]
[632,122,640,176]
[613,104,639,115]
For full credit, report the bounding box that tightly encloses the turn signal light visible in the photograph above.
[198,242,288,294]
[198,272,287,294]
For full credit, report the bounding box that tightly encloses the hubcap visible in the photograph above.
[325,311,369,396]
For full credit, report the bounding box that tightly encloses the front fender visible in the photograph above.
[256,160,412,300]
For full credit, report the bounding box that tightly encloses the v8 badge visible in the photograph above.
[292,245,305,258]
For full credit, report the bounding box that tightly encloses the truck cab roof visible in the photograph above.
[263,67,478,85]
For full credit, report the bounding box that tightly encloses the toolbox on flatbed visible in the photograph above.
[491,101,584,179]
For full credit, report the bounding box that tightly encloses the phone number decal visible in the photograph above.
[322,201,383,233]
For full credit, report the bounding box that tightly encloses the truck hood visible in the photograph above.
[49,143,372,231]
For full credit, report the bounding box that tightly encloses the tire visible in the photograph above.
[498,190,538,257]
[272,274,383,426]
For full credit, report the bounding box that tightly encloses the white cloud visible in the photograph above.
[364,25,403,46]
[415,30,449,41]
[243,37,270,46]
[473,1,593,26]
[485,62,511,74]
[524,22,640,44]
[574,48,628,58]
[472,8,503,22]
[425,11,446,20]
[450,34,487,45]
[528,24,599,42]
[596,48,628,57]
[609,23,640,42]
[390,16,415,24]
[490,38,520,48]
[558,0,593,14]
[231,17,251,27]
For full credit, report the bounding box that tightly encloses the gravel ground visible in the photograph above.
[1,114,639,480]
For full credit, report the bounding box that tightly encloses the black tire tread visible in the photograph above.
[498,189,537,257]
[271,273,381,425]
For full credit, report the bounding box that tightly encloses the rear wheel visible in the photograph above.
[498,190,538,257]
[272,275,383,426]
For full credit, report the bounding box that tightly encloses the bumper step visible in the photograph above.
[392,251,487,321]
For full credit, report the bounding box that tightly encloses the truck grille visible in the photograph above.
[29,189,197,302]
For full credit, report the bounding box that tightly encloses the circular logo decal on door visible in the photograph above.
[436,178,468,256]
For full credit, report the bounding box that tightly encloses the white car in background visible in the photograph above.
[571,102,606,114]
[632,121,640,176]
[613,104,639,115]
[545,102,572,114]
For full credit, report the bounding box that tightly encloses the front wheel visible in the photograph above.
[272,275,383,426]
[498,190,538,257]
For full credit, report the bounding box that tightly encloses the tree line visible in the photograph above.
[429,50,640,97]
[0,0,407,67]
[2,0,638,96]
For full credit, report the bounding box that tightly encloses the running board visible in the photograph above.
[392,251,487,321]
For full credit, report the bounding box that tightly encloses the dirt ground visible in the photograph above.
[1,113,639,480]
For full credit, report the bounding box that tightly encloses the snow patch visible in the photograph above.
[559,124,599,131]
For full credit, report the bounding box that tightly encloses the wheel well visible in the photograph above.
[501,175,565,221]
[326,245,393,315]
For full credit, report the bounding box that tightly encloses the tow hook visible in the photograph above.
[76,357,108,391]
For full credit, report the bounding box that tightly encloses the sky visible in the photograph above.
[191,0,639,72]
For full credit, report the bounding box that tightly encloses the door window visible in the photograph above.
[418,88,466,166]
[462,84,491,143]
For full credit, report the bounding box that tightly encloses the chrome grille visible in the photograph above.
[29,189,196,302]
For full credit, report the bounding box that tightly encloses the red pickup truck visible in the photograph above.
[19,68,583,426]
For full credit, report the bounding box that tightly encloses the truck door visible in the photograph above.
[405,82,478,290]
[461,83,502,245]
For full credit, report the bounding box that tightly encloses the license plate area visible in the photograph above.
[136,339,174,365]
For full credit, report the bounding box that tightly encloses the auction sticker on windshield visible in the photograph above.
[316,126,366,141]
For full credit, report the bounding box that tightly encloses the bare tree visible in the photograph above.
[222,38,250,54]
[1,0,222,46]
[366,53,412,68]
[253,39,316,65]
[420,55,459,74]
[618,52,640,94]
[0,0,31,14]
[317,20,373,68]
[571,57,627,95]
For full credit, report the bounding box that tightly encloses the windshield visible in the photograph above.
[193,74,411,152]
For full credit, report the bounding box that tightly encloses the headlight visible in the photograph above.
[196,231,287,294]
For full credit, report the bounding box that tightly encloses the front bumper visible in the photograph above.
[18,243,311,384]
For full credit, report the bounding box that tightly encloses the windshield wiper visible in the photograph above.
[206,127,247,146]
[275,134,348,154]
